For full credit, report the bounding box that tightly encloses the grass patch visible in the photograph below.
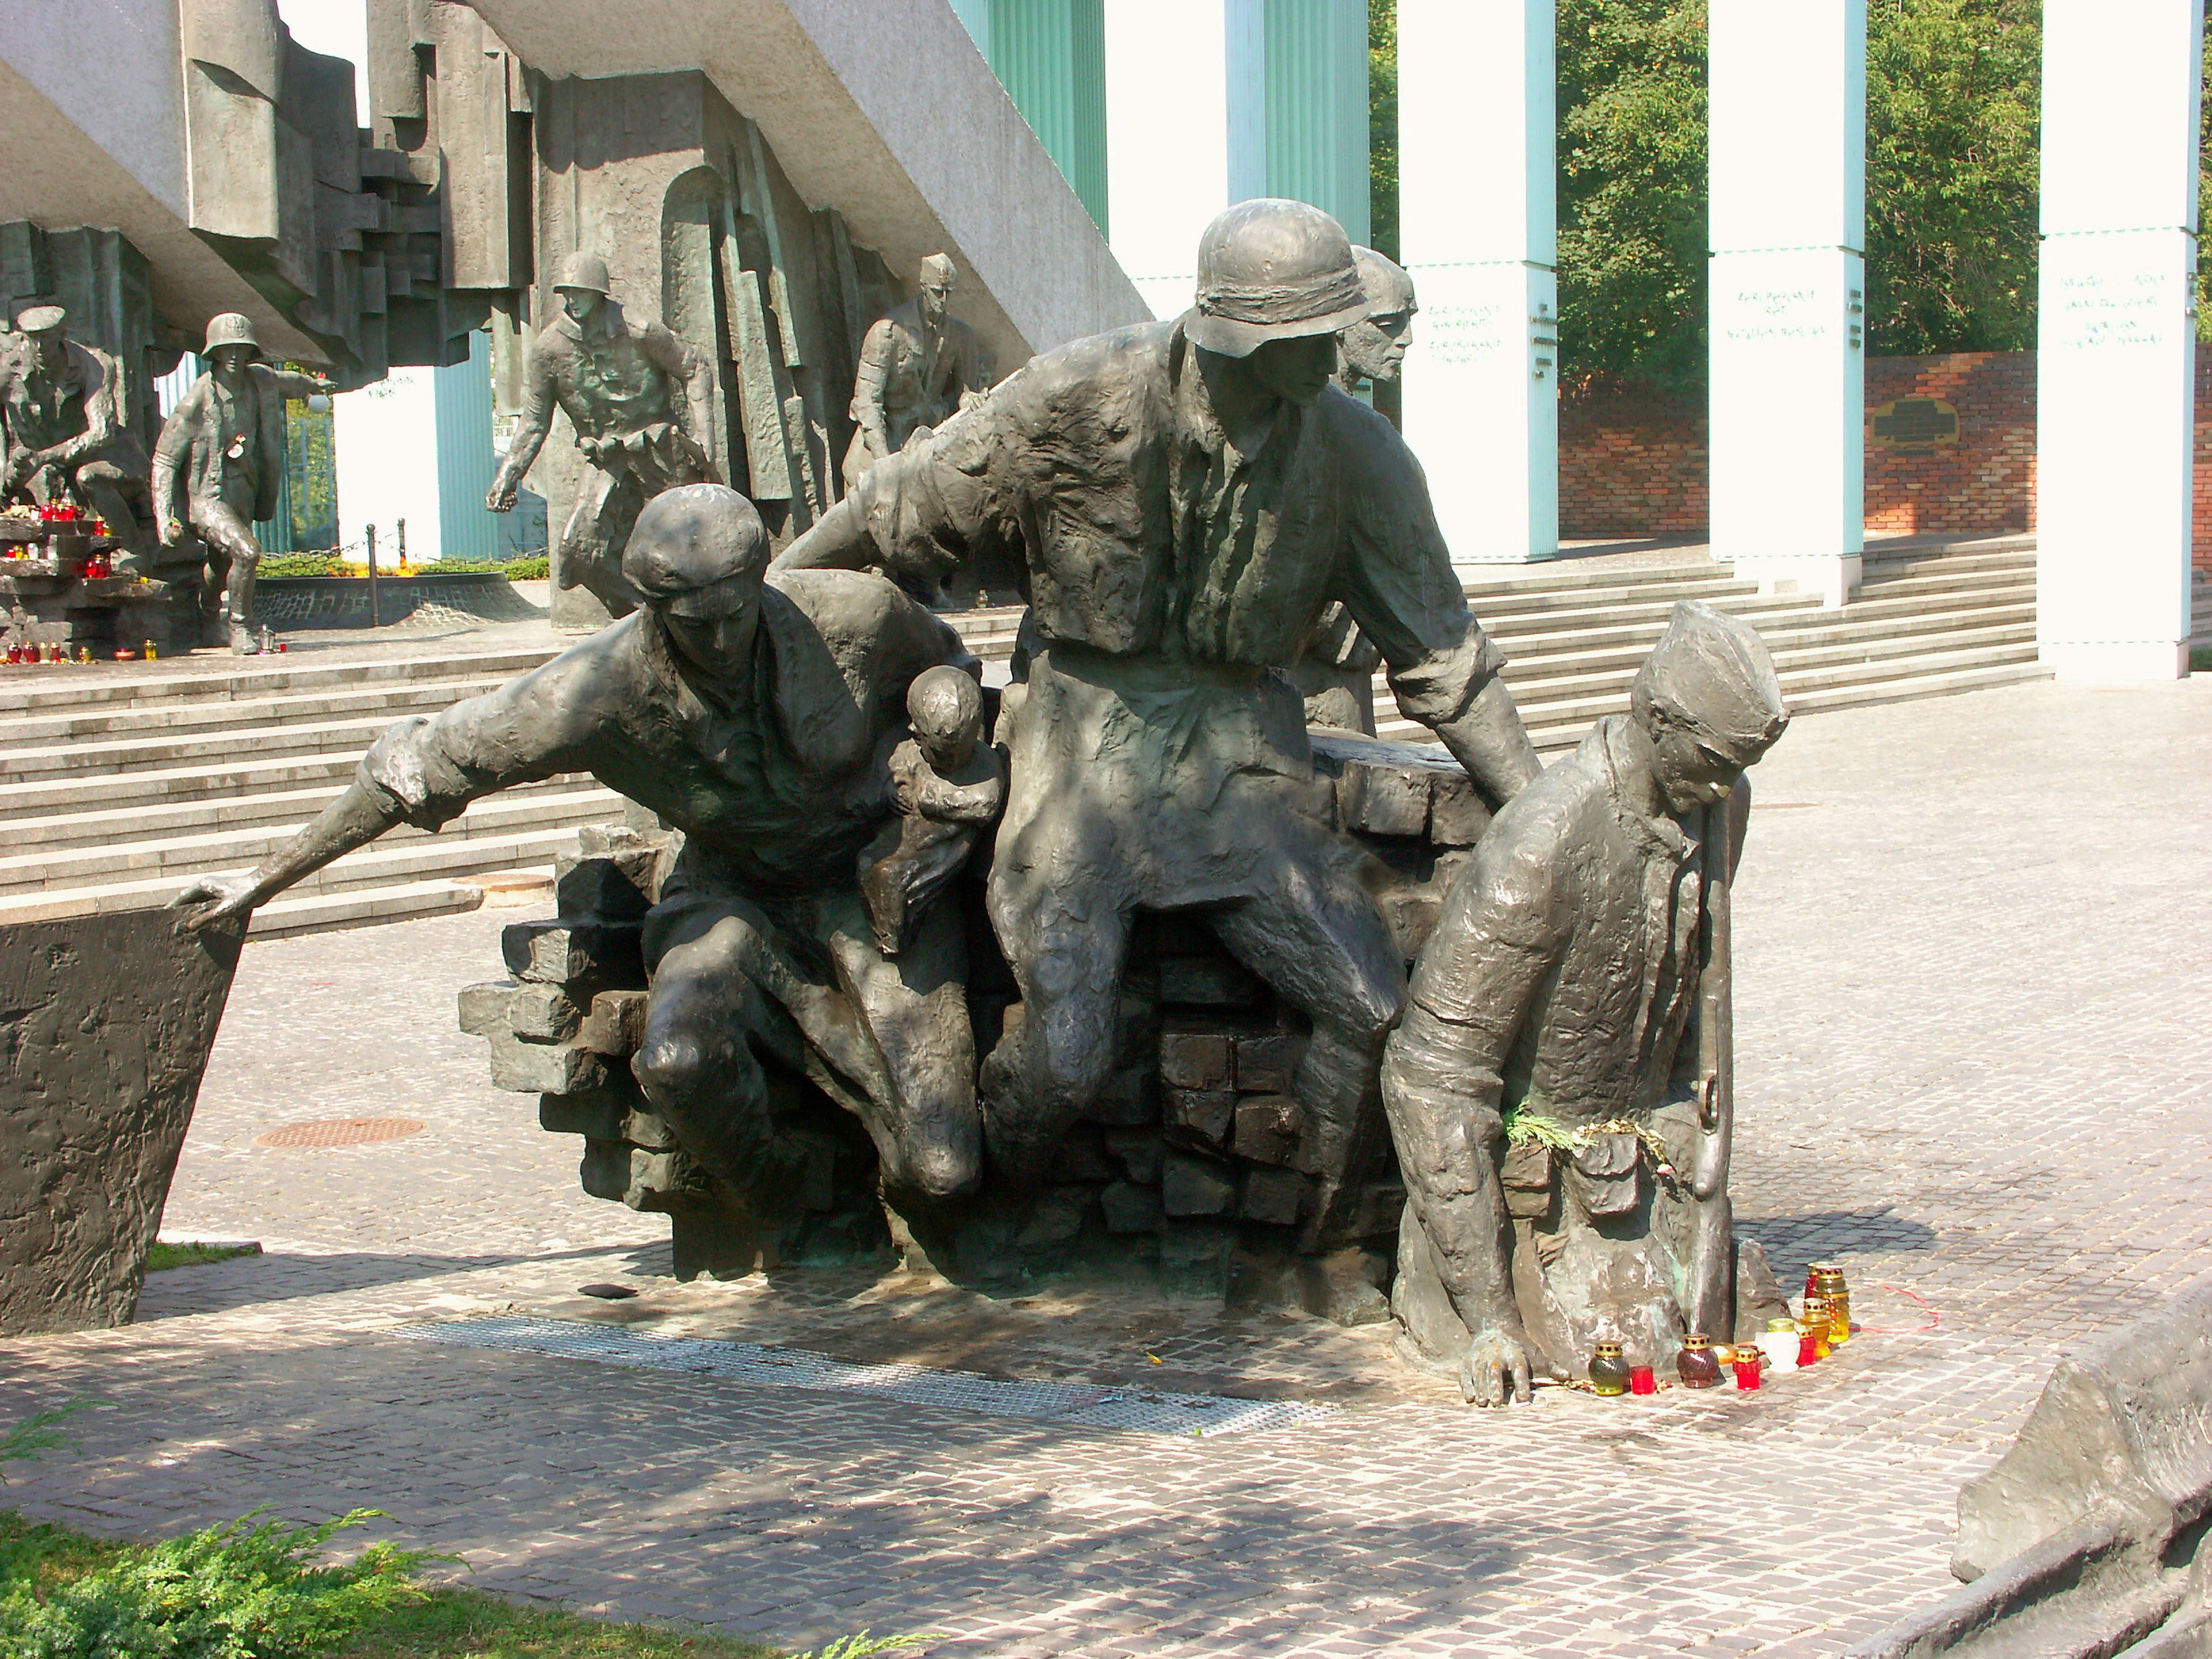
[2191,646,2210,673]
[0,1508,931,1659]
[145,1240,262,1272]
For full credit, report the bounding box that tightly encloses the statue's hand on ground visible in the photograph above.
[1459,1325,1535,1408]
[168,874,260,931]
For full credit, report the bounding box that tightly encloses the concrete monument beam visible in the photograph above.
[463,0,1149,369]
[1708,0,1867,609]
[0,8,319,359]
[2035,0,2203,682]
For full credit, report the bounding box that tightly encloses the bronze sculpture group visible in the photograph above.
[176,201,1791,1407]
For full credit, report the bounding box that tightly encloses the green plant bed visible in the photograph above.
[0,1508,930,1659]
[145,1240,262,1272]
[2191,646,2210,673]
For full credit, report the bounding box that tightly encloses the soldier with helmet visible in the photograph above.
[486,251,719,618]
[174,484,991,1218]
[0,303,156,554]
[776,199,1546,1243]
[150,313,336,653]
[841,252,988,490]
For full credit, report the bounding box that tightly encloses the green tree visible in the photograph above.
[1555,0,1710,390]
[1369,0,1399,261]
[1863,0,2041,355]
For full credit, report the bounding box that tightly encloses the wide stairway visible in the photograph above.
[0,539,2121,935]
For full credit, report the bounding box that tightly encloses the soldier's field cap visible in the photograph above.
[203,313,262,358]
[1352,247,1418,318]
[1187,199,1371,359]
[554,252,611,296]
[15,304,66,335]
[1631,600,1790,766]
[623,484,770,620]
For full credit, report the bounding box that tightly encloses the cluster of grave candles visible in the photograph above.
[1588,1263,1853,1396]
[5,639,159,664]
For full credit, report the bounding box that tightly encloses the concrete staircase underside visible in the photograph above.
[0,541,2108,936]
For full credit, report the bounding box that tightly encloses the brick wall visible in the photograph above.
[1559,347,2212,571]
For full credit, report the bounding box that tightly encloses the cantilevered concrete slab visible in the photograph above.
[464,0,1148,366]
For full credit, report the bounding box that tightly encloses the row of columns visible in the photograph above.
[1097,0,2203,680]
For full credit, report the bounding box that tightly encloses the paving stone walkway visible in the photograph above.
[6,675,2211,1658]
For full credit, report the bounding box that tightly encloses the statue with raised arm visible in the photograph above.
[776,199,1546,1249]
[485,253,719,619]
[1381,601,1789,1407]
[840,253,987,491]
[176,484,990,1213]
[150,313,336,653]
[0,304,156,558]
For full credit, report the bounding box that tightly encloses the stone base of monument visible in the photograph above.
[1851,1285,2212,1658]
[458,734,1497,1323]
[0,907,246,1336]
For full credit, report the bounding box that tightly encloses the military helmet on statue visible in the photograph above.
[622,484,770,620]
[1187,198,1372,358]
[552,252,612,296]
[202,312,262,358]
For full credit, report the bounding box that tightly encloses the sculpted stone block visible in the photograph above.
[540,1087,632,1141]
[487,1032,607,1096]
[1162,1087,1235,1152]
[555,852,658,921]
[1239,1166,1309,1228]
[577,990,651,1056]
[1099,1180,1161,1234]
[0,909,245,1336]
[501,919,646,991]
[1233,1096,1304,1167]
[1161,1152,1237,1218]
[1233,1033,1303,1094]
[1158,1030,1233,1090]
[1103,1130,1163,1185]
[458,980,580,1041]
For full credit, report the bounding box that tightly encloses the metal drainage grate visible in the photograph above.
[253,1116,426,1149]
[397,1316,1335,1439]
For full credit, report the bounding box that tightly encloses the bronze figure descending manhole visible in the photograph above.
[253,1117,426,1149]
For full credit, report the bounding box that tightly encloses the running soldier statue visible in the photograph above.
[150,313,335,653]
[486,252,719,618]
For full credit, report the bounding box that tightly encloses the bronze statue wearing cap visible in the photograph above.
[841,253,989,490]
[775,198,1545,1248]
[0,304,156,552]
[150,313,336,653]
[486,251,721,618]
[175,483,990,1213]
[1381,600,1791,1407]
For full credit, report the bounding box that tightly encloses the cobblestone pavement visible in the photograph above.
[6,675,2211,1658]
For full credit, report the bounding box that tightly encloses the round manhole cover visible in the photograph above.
[253,1117,426,1150]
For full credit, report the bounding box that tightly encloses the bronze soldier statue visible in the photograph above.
[1297,248,1422,734]
[840,253,987,490]
[176,484,987,1213]
[0,305,156,558]
[150,314,336,653]
[1381,601,1789,1407]
[486,252,719,618]
[777,199,1544,1243]
[1332,246,1418,395]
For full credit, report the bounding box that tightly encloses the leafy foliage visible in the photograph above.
[145,1241,262,1273]
[0,1403,100,1484]
[1368,0,1399,260]
[0,1508,438,1658]
[1556,0,1711,391]
[1863,0,2042,355]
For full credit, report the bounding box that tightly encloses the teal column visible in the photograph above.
[1263,0,1369,246]
[432,329,501,563]
[950,0,992,56]
[984,0,1109,236]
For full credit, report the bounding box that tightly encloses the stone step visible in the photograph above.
[0,771,599,840]
[0,747,594,820]
[0,672,518,745]
[0,711,411,779]
[1495,617,2037,692]
[0,645,561,718]
[0,825,585,925]
[0,786,621,893]
[1498,599,2037,665]
[245,877,499,940]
